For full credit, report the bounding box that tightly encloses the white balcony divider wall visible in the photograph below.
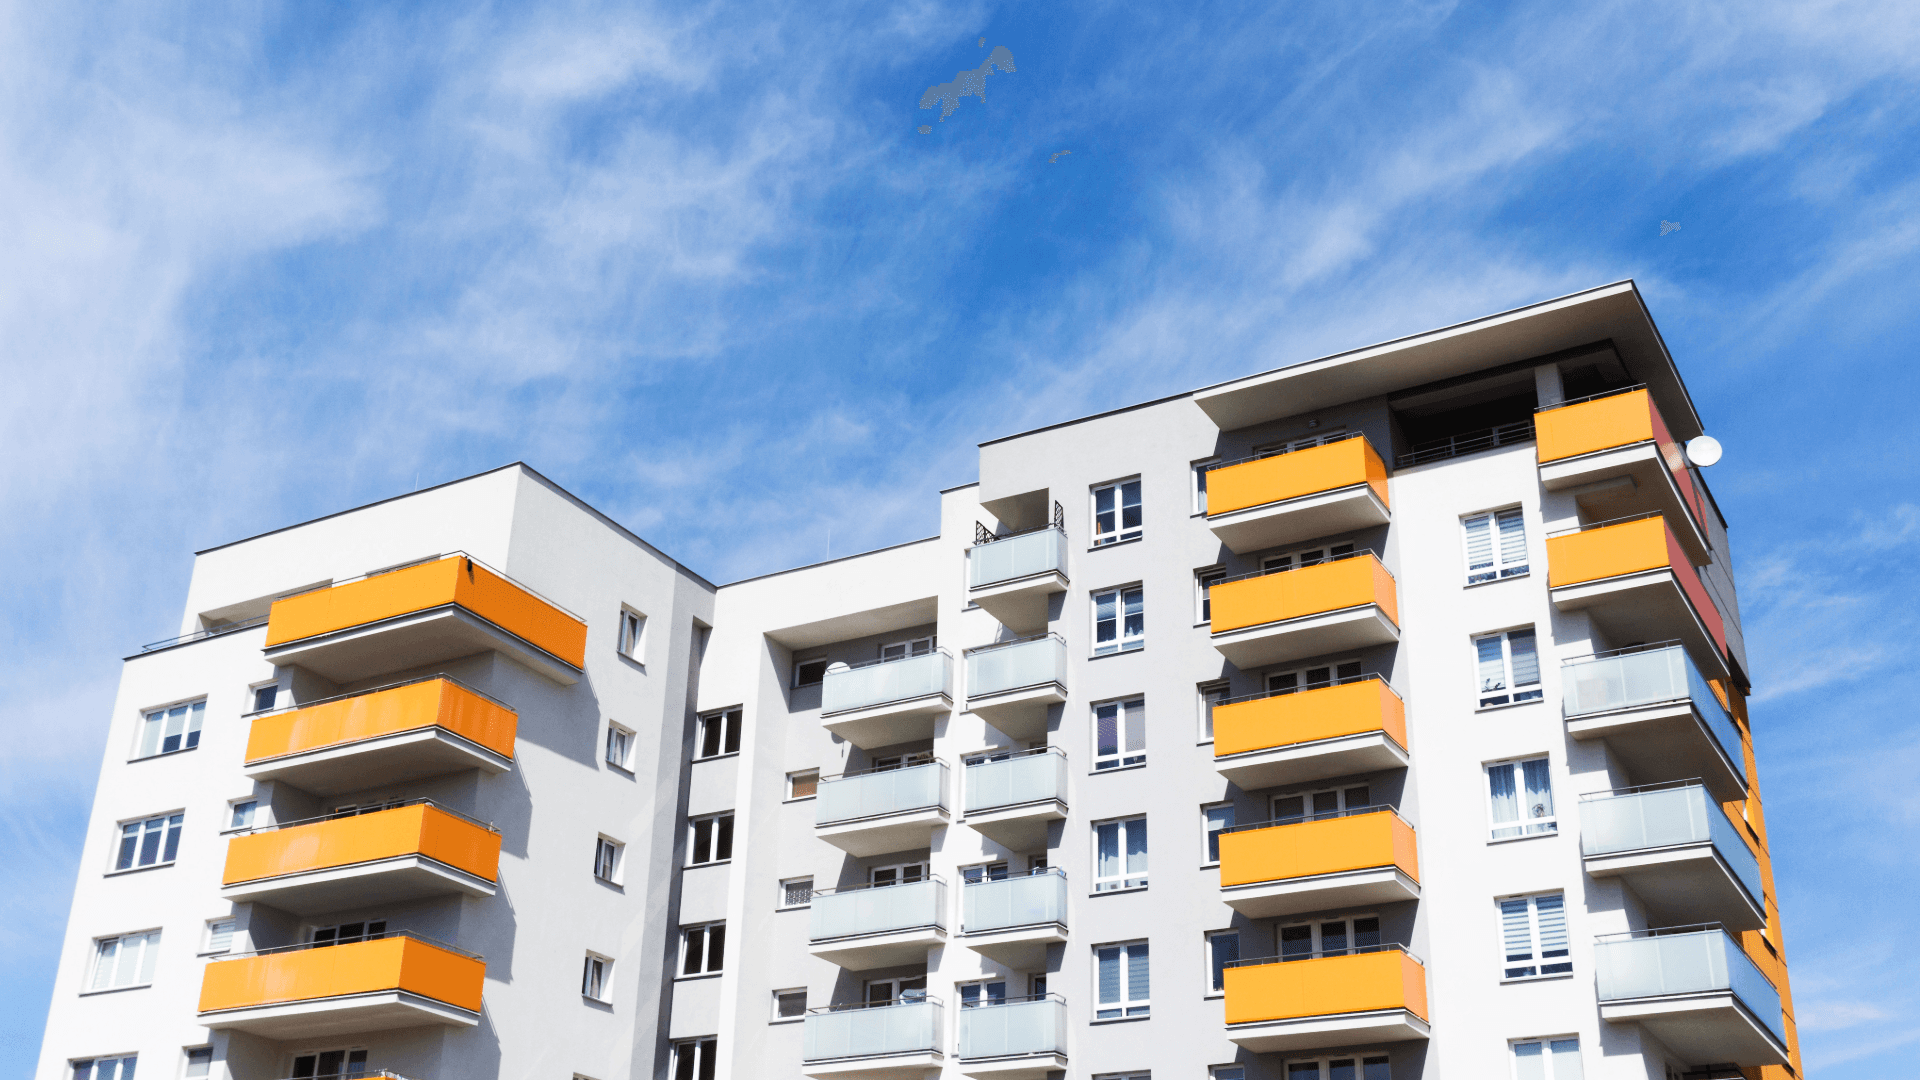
[966,636,1069,699]
[964,750,1068,814]
[803,999,945,1062]
[822,651,953,716]
[968,527,1069,589]
[809,878,948,942]
[963,870,1069,933]
[958,996,1069,1060]
[816,761,950,825]
[1562,645,1746,779]
[1594,928,1786,1045]
[1580,784,1765,905]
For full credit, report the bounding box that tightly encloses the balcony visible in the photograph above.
[957,995,1068,1079]
[1546,516,1729,681]
[198,933,483,1040]
[1580,783,1764,931]
[803,998,945,1079]
[1535,388,1713,562]
[1595,926,1788,1067]
[816,760,951,857]
[1224,945,1430,1052]
[1205,434,1392,555]
[1563,643,1745,803]
[1212,677,1408,790]
[964,635,1068,742]
[263,553,587,684]
[820,651,954,750]
[1208,552,1400,671]
[960,869,1069,968]
[220,801,501,914]
[962,748,1068,850]
[1218,807,1420,919]
[244,677,516,796]
[808,877,948,969]
[968,527,1069,633]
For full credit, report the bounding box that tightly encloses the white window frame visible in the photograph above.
[183,1046,214,1078]
[248,681,281,713]
[1193,458,1219,515]
[617,608,646,660]
[1259,540,1357,573]
[70,1056,138,1079]
[671,1038,717,1080]
[879,635,935,661]
[1509,1036,1584,1079]
[224,799,258,833]
[771,987,808,1023]
[582,953,612,1002]
[1276,914,1382,960]
[1195,567,1227,624]
[1498,892,1572,980]
[687,812,734,866]
[1091,585,1145,656]
[1282,1055,1392,1080]
[1485,755,1558,840]
[1475,628,1543,708]
[285,1049,369,1079]
[864,975,928,1004]
[1091,477,1143,546]
[787,769,820,800]
[695,708,741,760]
[1463,506,1531,585]
[793,658,829,688]
[1271,783,1374,824]
[868,861,929,886]
[1201,803,1235,866]
[1197,680,1229,743]
[1092,697,1146,771]
[1092,816,1148,892]
[605,722,635,770]
[200,918,236,956]
[957,977,1010,1009]
[1263,659,1364,696]
[87,930,161,992]
[1205,928,1240,994]
[307,919,386,946]
[594,836,624,883]
[1211,1068,1247,1080]
[133,698,206,760]
[112,812,184,873]
[1093,939,1150,1019]
[679,921,726,977]
[779,876,814,908]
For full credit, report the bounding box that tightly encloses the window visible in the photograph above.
[881,635,935,661]
[1511,1038,1583,1079]
[1260,541,1355,573]
[1285,1057,1391,1080]
[788,770,819,799]
[1093,816,1148,892]
[869,861,928,886]
[1213,1068,1246,1080]
[202,918,236,954]
[227,800,257,831]
[780,877,814,907]
[70,1058,137,1080]
[864,976,928,1007]
[1094,940,1150,1018]
[1092,478,1143,545]
[594,837,624,883]
[870,751,932,772]
[1196,568,1227,622]
[1475,629,1542,707]
[618,609,646,659]
[183,1047,213,1077]
[310,920,385,946]
[1279,916,1380,960]
[1092,586,1145,655]
[114,812,183,871]
[672,1040,717,1080]
[1499,893,1571,979]
[1193,459,1218,514]
[250,684,279,712]
[1265,660,1363,696]
[1197,680,1229,741]
[1486,757,1556,839]
[959,979,1008,1008]
[681,922,725,975]
[793,659,829,687]
[696,709,741,759]
[961,861,1010,883]
[1093,697,1146,770]
[1202,804,1234,864]
[1272,784,1372,823]
[605,722,634,769]
[329,799,403,818]
[1464,508,1530,584]
[88,931,160,990]
[688,813,734,865]
[136,700,205,759]
[288,1049,367,1078]
[773,988,807,1021]
[1206,929,1240,992]
[582,954,611,1001]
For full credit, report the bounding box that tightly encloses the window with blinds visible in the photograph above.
[1095,940,1150,1018]
[1094,698,1146,770]
[1474,629,1542,707]
[202,918,235,954]
[1499,892,1571,978]
[1463,507,1530,584]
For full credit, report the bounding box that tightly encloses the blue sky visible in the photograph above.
[4,0,1918,1072]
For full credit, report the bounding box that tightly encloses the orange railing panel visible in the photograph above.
[1209,438,1390,517]
[1213,680,1406,759]
[1536,389,1657,463]
[1546,517,1727,656]
[198,936,485,1014]
[223,804,500,886]
[245,679,517,764]
[1224,950,1428,1025]
[1218,810,1419,888]
[1210,555,1398,634]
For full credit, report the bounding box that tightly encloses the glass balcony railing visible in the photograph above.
[1562,643,1744,782]
[963,868,1068,934]
[1594,926,1785,1046]
[816,760,949,826]
[965,635,1068,700]
[809,877,947,942]
[1579,783,1763,905]
[804,998,944,1062]
[969,527,1069,590]
[821,651,953,716]
[957,995,1067,1060]
[963,747,1067,815]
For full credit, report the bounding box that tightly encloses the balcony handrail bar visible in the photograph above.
[232,797,498,836]
[1217,802,1412,835]
[969,521,1067,547]
[1396,418,1535,467]
[268,1073,416,1080]
[831,646,954,672]
[1214,671,1397,708]
[139,614,270,654]
[807,994,944,1014]
[207,928,480,962]
[1211,547,1387,588]
[1545,511,1665,539]
[958,992,1067,1008]
[275,550,587,625]
[1561,639,1685,664]
[811,873,949,898]
[963,632,1067,657]
[1204,430,1369,474]
[963,745,1063,766]
[1533,383,1650,414]
[1593,922,1732,943]
[1224,941,1421,969]
[963,866,1067,887]
[1578,777,1708,801]
[820,757,950,783]
[242,671,516,719]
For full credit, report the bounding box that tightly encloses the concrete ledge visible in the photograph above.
[821,695,952,751]
[1208,485,1391,556]
[802,1050,944,1080]
[1600,991,1788,1067]
[957,1052,1067,1080]
[816,806,952,858]
[808,927,948,971]
[199,990,479,1041]
[264,606,579,685]
[1226,1006,1429,1053]
[221,856,497,915]
[244,727,512,796]
[1211,606,1400,671]
[1221,866,1420,920]
[1214,730,1410,791]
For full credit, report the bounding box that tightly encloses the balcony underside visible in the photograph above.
[263,606,579,685]
[1222,866,1420,920]
[1550,572,1729,682]
[966,684,1065,744]
[802,1051,944,1080]
[808,927,946,970]
[1212,606,1400,671]
[199,990,479,1041]
[957,1052,1067,1080]
[1566,702,1744,803]
[816,807,951,858]
[1215,730,1409,791]
[1601,993,1788,1067]
[244,727,512,797]
[959,922,1068,969]
[221,856,497,915]
[969,572,1067,635]
[1540,444,1711,564]
[821,695,951,751]
[1227,1007,1429,1054]
[1209,485,1391,556]
[963,800,1066,852]
[1584,845,1764,931]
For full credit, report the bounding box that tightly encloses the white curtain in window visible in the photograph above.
[1096,822,1119,880]
[1522,758,1555,831]
[1488,763,1519,834]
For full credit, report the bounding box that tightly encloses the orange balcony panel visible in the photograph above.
[1547,517,1727,664]
[1536,390,1714,559]
[1205,438,1391,555]
[1211,555,1399,633]
[199,936,483,1039]
[1224,950,1430,1053]
[221,804,499,914]
[1536,388,1661,463]
[1214,679,1406,759]
[1218,810,1420,918]
[247,679,517,766]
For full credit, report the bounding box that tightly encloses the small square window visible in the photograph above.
[582,953,612,1002]
[788,770,819,800]
[689,813,734,865]
[1197,680,1229,742]
[1202,803,1234,865]
[183,1047,214,1077]
[773,988,808,1021]
[1475,629,1543,707]
[696,709,742,760]
[681,922,726,976]
[1499,893,1572,979]
[1093,816,1148,892]
[250,684,279,712]
[1486,756,1557,839]
[793,659,829,688]
[606,722,635,770]
[202,918,236,954]
[1206,929,1240,992]
[672,1039,717,1080]
[226,800,258,831]
[1463,508,1530,584]
[780,877,814,908]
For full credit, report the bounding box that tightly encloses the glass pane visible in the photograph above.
[1096,705,1118,758]
[1329,1060,1357,1080]
[1280,925,1312,960]
[1274,796,1305,823]
[1477,636,1508,693]
[1363,1058,1391,1080]
[1097,947,1121,1003]
[1289,1063,1321,1080]
[1343,786,1370,809]
[1320,920,1349,955]
[1124,819,1148,875]
[1512,1041,1547,1080]
[1096,823,1119,880]
[1509,629,1540,687]
[1548,1039,1583,1080]
[1126,942,1150,1000]
[1312,792,1339,818]
[1353,917,1380,949]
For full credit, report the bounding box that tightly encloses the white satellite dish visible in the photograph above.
[826,661,851,675]
[1686,436,1723,467]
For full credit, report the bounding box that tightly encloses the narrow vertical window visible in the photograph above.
[1202,804,1235,864]
[1206,929,1240,992]
[1193,459,1218,514]
[1463,508,1530,584]
[183,1048,213,1078]
[594,837,623,882]
[1196,568,1227,622]
[1474,629,1542,707]
[1197,680,1229,741]
[1486,757,1557,839]
[582,954,611,1001]
[605,722,635,769]
[618,609,646,658]
[696,709,742,759]
[1093,698,1147,770]
[203,918,235,954]
[1499,893,1571,978]
[1092,479,1143,545]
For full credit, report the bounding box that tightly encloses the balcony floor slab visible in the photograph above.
[1211,607,1399,672]
[958,922,1069,969]
[962,800,1066,852]
[821,696,952,751]
[198,990,479,1041]
[802,1051,944,1080]
[244,728,512,797]
[969,573,1068,635]
[264,606,579,685]
[1215,731,1409,791]
[1550,572,1729,682]
[957,1052,1067,1080]
[1227,1007,1430,1054]
[1208,485,1391,556]
[1600,992,1788,1067]
[221,856,497,915]
[1584,844,1765,931]
[809,927,947,970]
[965,685,1065,744]
[1566,702,1744,804]
[816,807,951,858]
[1222,866,1420,920]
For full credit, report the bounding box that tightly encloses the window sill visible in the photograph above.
[616,652,647,671]
[784,794,818,804]
[770,1016,805,1025]
[686,860,733,870]
[126,747,201,764]
[1486,830,1559,846]
[197,948,234,958]
[1089,885,1149,897]
[582,994,614,1009]
[1204,991,1224,1000]
[675,970,725,982]
[1463,572,1531,590]
[595,877,625,891]
[693,751,741,764]
[79,984,152,997]
[104,862,175,878]
[1091,761,1148,775]
[1474,698,1545,713]
[1088,536,1145,552]
[1500,971,1574,985]
[1089,645,1144,661]
[1200,861,1220,871]
[777,904,812,912]
[1090,1013,1151,1025]
[606,761,636,776]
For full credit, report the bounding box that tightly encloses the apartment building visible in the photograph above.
[36,280,1799,1080]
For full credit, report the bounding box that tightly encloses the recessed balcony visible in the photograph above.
[1546,516,1729,681]
[1224,945,1430,1053]
[957,995,1068,1080]
[962,747,1068,850]
[263,553,587,684]
[1218,806,1420,919]
[220,801,501,914]
[1562,643,1746,803]
[960,869,1069,969]
[1535,388,1713,563]
[1212,677,1408,790]
[967,526,1069,633]
[820,651,954,750]
[1204,434,1392,555]
[198,933,484,1041]
[803,998,945,1079]
[815,759,951,857]
[243,677,516,796]
[1208,553,1400,671]
[1580,783,1765,931]
[1595,926,1788,1067]
[964,635,1068,743]
[808,877,948,969]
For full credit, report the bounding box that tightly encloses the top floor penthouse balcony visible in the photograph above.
[1535,387,1714,563]
[1204,433,1392,555]
[967,523,1069,634]
[1208,551,1400,671]
[820,650,954,750]
[244,676,517,796]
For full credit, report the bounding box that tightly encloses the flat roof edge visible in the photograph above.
[717,535,941,589]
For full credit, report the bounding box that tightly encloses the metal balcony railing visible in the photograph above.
[1396,418,1534,467]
